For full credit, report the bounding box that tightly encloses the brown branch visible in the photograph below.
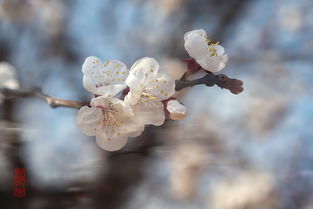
[1,88,89,109]
[1,73,243,111]
[175,73,244,94]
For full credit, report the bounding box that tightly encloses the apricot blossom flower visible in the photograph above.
[125,57,175,126]
[166,99,187,120]
[82,56,128,97]
[184,29,228,73]
[77,96,144,151]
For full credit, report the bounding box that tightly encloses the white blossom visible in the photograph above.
[184,29,228,73]
[125,57,175,126]
[77,96,144,151]
[82,56,128,97]
[167,99,186,120]
[0,62,19,103]
[0,62,19,89]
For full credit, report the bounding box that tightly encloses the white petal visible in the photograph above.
[160,59,186,80]
[184,29,228,72]
[125,90,141,106]
[215,45,225,56]
[132,100,165,126]
[167,100,186,114]
[125,73,142,105]
[90,96,124,108]
[90,96,109,107]
[145,74,175,101]
[118,117,145,138]
[122,99,135,116]
[109,97,131,114]
[104,101,144,138]
[96,133,128,151]
[167,100,187,120]
[0,62,19,89]
[1,78,19,89]
[184,29,206,42]
[128,129,144,138]
[125,73,141,91]
[196,54,228,73]
[129,57,159,83]
[184,29,209,59]
[77,106,103,136]
[82,56,128,96]
[91,95,143,138]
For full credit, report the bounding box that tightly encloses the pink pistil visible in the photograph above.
[96,105,106,111]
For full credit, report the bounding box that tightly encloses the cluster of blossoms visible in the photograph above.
[77,57,186,151]
[77,29,230,151]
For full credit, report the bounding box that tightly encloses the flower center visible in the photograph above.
[142,91,157,100]
[96,104,122,126]
[204,38,221,57]
[207,40,220,57]
[100,107,128,137]
[96,105,106,111]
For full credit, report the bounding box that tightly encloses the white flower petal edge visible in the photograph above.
[82,56,128,97]
[167,100,187,120]
[77,96,144,151]
[184,29,208,58]
[0,62,19,89]
[127,98,165,126]
[96,133,128,152]
[125,57,175,126]
[77,106,103,136]
[184,29,228,73]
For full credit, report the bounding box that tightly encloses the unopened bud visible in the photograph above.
[167,100,187,120]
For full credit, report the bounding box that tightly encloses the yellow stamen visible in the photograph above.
[208,41,220,57]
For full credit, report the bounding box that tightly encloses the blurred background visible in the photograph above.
[0,0,313,208]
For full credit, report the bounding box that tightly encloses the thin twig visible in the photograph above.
[175,73,244,94]
[1,73,243,110]
[1,88,89,109]
[175,73,218,90]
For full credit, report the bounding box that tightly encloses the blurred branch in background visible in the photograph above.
[1,88,89,109]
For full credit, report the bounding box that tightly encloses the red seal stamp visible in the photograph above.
[13,168,26,198]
